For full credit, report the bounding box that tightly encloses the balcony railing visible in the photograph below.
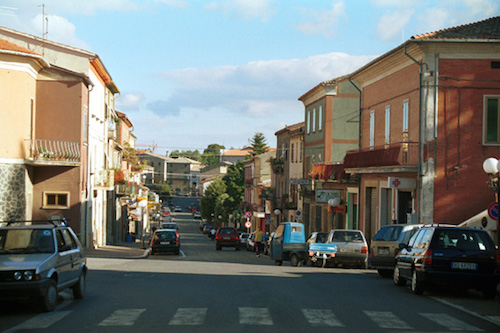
[344,142,418,169]
[26,139,81,163]
[94,169,114,190]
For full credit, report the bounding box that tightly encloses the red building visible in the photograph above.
[345,16,500,242]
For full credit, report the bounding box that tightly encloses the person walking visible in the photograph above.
[254,226,263,257]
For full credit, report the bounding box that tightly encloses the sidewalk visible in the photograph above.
[85,238,150,259]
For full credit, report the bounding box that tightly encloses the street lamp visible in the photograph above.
[328,198,340,229]
[482,157,500,245]
[274,209,281,224]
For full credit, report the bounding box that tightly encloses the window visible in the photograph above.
[307,111,311,134]
[369,110,375,147]
[403,100,409,133]
[485,96,500,144]
[385,105,390,144]
[318,153,322,162]
[318,106,323,131]
[312,108,316,132]
[291,143,295,163]
[43,192,70,209]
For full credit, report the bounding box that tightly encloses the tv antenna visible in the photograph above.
[40,4,49,39]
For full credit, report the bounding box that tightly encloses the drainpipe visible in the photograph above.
[404,43,423,224]
[348,76,362,230]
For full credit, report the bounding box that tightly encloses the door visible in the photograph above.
[270,225,284,260]
[397,191,413,223]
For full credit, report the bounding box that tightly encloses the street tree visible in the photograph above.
[249,132,268,156]
[200,178,227,225]
[201,143,225,167]
[222,162,245,224]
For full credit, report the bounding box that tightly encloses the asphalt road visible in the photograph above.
[1,213,500,332]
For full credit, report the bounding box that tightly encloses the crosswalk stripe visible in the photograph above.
[420,313,483,331]
[239,307,273,325]
[302,309,344,327]
[363,311,412,329]
[2,311,71,333]
[169,308,207,325]
[98,309,146,326]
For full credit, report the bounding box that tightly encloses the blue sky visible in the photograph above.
[1,0,499,155]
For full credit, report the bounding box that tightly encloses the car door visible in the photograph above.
[62,228,84,282]
[270,225,284,260]
[397,229,423,278]
[55,229,73,287]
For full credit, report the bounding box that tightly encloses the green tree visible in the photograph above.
[201,143,225,167]
[200,178,228,225]
[222,162,245,224]
[249,132,268,156]
[155,182,172,197]
[169,150,201,161]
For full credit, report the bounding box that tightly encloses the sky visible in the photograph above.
[1,0,499,155]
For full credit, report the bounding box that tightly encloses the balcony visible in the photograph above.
[26,139,81,166]
[94,169,114,190]
[344,142,418,172]
[310,162,358,184]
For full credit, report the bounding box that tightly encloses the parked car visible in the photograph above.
[161,222,178,230]
[193,211,202,219]
[326,229,369,268]
[270,222,309,266]
[307,232,336,267]
[202,224,213,234]
[174,206,182,212]
[150,229,180,255]
[0,220,87,312]
[369,224,423,277]
[394,225,500,298]
[215,227,240,251]
[239,232,250,245]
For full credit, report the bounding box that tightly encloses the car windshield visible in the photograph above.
[219,229,236,235]
[433,229,495,251]
[162,224,176,228]
[331,231,364,243]
[0,228,55,254]
[373,226,403,241]
[156,232,176,241]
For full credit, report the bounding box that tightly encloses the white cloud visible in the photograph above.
[152,52,376,120]
[117,93,145,111]
[205,0,276,22]
[376,9,413,42]
[294,0,346,37]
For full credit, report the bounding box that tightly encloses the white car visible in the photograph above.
[239,232,250,245]
[193,211,202,219]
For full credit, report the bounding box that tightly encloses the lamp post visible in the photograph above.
[482,157,500,245]
[328,198,340,229]
[274,209,281,225]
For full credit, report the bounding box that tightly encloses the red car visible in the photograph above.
[215,227,240,251]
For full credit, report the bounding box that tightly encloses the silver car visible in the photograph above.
[326,229,368,269]
[0,220,87,312]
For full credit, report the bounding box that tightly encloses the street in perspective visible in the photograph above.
[1,211,500,333]
[2,3,500,333]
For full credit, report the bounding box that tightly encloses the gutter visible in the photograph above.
[404,44,423,225]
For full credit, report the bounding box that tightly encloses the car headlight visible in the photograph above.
[13,270,35,281]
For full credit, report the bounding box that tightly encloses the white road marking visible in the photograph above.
[168,308,207,325]
[363,311,412,329]
[239,307,273,325]
[431,297,500,327]
[302,309,344,327]
[420,313,483,331]
[2,311,71,333]
[98,309,146,326]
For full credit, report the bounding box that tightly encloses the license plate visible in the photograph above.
[223,236,230,240]
[339,248,351,253]
[378,248,390,255]
[452,262,478,270]
[160,242,170,245]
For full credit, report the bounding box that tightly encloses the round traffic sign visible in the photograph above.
[488,202,498,220]
[245,221,251,228]
[245,211,252,218]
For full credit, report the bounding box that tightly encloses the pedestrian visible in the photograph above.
[254,226,263,257]
[210,227,216,240]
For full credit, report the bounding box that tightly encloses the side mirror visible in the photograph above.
[398,243,408,250]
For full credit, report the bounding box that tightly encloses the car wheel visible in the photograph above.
[72,271,86,299]
[275,260,283,266]
[235,246,240,251]
[482,284,497,299]
[216,246,221,251]
[378,269,393,278]
[290,254,300,267]
[393,266,406,286]
[411,270,424,295]
[40,280,58,312]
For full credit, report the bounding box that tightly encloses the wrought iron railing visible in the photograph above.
[26,139,81,162]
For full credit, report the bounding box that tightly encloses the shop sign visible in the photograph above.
[316,189,341,203]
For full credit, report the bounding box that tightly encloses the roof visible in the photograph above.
[275,121,305,136]
[298,74,350,102]
[222,148,252,157]
[412,16,500,40]
[0,38,40,55]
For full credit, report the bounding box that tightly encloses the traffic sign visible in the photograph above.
[245,221,251,228]
[488,202,498,220]
[245,211,252,218]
